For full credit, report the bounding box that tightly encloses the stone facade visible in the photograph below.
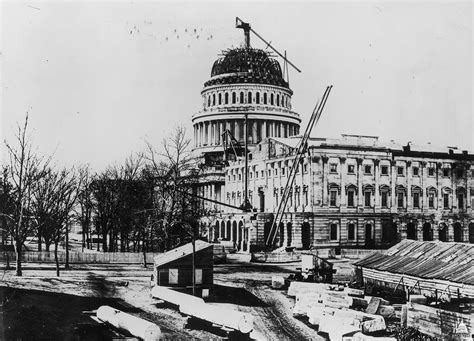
[204,136,474,251]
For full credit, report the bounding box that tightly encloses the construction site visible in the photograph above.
[1,9,473,341]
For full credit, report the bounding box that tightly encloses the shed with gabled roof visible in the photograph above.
[354,239,474,299]
[153,240,214,289]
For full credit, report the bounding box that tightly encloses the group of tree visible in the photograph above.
[0,115,207,276]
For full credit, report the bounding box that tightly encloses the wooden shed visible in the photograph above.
[354,239,474,299]
[153,240,214,289]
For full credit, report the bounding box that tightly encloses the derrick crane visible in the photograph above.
[265,86,333,248]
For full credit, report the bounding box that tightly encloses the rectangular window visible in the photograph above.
[330,223,338,240]
[413,192,420,208]
[428,167,435,176]
[261,170,264,178]
[347,164,355,174]
[413,167,419,176]
[397,167,404,176]
[268,169,272,177]
[249,172,253,179]
[381,191,388,207]
[443,168,449,177]
[365,191,371,207]
[233,175,236,181]
[428,193,435,208]
[304,164,308,173]
[274,169,278,176]
[348,223,355,240]
[347,191,355,207]
[397,192,404,208]
[330,190,337,207]
[282,167,286,176]
[364,165,372,174]
[330,163,338,173]
[381,165,389,175]
[304,191,308,206]
[458,194,464,209]
[169,269,179,284]
[443,193,449,208]
[238,174,242,181]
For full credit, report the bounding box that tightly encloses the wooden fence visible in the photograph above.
[406,303,473,340]
[1,244,227,265]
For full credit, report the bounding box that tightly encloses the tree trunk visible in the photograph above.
[37,228,42,251]
[65,223,69,269]
[15,241,22,276]
[102,230,108,252]
[142,240,147,268]
[54,242,60,277]
[45,242,51,252]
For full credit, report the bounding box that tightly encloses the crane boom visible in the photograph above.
[265,85,333,248]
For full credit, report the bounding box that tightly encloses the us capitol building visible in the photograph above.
[191,33,474,252]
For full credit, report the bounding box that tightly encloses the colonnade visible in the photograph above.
[194,119,299,147]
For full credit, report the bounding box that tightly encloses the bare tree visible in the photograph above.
[76,165,93,250]
[2,114,49,276]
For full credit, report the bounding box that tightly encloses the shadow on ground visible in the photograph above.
[0,286,141,340]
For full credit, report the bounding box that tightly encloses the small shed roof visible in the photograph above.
[354,240,474,286]
[154,240,213,267]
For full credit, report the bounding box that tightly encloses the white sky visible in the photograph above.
[1,1,472,170]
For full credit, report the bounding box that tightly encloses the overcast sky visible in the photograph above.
[1,1,472,170]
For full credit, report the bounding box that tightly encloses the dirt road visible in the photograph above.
[0,259,354,340]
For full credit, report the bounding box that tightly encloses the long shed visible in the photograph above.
[354,240,474,299]
[153,240,214,289]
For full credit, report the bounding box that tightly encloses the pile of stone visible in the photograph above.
[287,282,399,340]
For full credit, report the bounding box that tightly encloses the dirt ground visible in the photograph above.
[0,258,355,340]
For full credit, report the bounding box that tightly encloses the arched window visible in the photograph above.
[212,93,216,106]
[218,93,222,105]
[240,92,244,104]
[232,92,236,104]
[270,93,274,105]
[248,92,252,104]
[263,93,267,104]
[225,92,229,104]
[207,96,211,107]
[276,94,280,106]
[256,92,260,104]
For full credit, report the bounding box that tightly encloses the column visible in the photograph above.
[235,121,240,142]
[421,161,427,211]
[417,220,423,240]
[391,160,397,210]
[280,122,284,138]
[340,157,346,207]
[448,219,454,241]
[322,156,329,206]
[262,121,267,139]
[357,158,363,207]
[374,159,380,209]
[406,161,412,210]
[433,221,439,241]
[252,120,257,144]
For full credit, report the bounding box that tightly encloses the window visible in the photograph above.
[303,164,308,173]
[232,92,236,104]
[364,165,372,174]
[443,168,450,177]
[381,165,389,175]
[428,167,435,176]
[303,188,308,206]
[330,163,338,173]
[381,191,388,207]
[248,92,252,104]
[330,223,338,240]
[276,94,280,106]
[195,269,203,285]
[249,172,253,179]
[261,170,264,178]
[347,164,355,174]
[233,174,236,181]
[413,167,419,176]
[270,93,274,105]
[428,192,435,208]
[397,192,404,208]
[274,169,278,176]
[169,269,178,284]
[443,193,449,208]
[282,167,286,176]
[413,192,420,208]
[268,169,272,177]
[256,92,260,104]
[263,93,267,104]
[458,193,464,209]
[225,93,229,104]
[456,168,464,177]
[240,92,244,103]
[365,191,372,207]
[330,190,337,207]
[348,223,355,240]
[397,167,404,176]
[238,174,242,181]
[347,190,355,207]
